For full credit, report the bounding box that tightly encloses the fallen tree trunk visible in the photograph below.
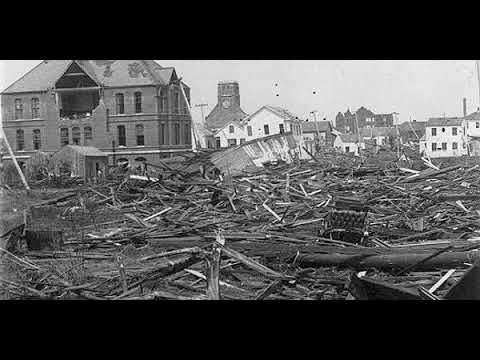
[297,250,480,271]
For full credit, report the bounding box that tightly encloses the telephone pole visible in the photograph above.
[195,103,209,124]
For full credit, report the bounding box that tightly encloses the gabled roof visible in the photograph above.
[339,134,361,143]
[427,117,464,127]
[205,104,248,131]
[2,60,183,94]
[465,111,480,121]
[302,121,332,133]
[242,105,301,125]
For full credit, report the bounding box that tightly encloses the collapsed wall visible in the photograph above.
[209,133,301,176]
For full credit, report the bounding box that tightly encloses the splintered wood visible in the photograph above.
[3,148,480,300]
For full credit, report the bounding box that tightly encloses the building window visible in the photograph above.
[229,125,235,134]
[16,129,25,151]
[72,127,81,145]
[279,124,285,134]
[452,142,458,150]
[174,92,180,114]
[477,122,480,129]
[15,99,23,120]
[264,125,270,135]
[215,137,221,148]
[116,93,125,114]
[174,123,180,145]
[442,128,445,133]
[32,129,41,150]
[134,92,143,113]
[118,125,126,146]
[31,98,40,119]
[240,138,246,144]
[247,126,252,137]
[345,146,350,153]
[160,88,168,113]
[452,127,457,136]
[136,124,145,146]
[431,142,437,151]
[160,123,166,145]
[228,139,237,147]
[60,128,69,146]
[84,126,92,145]
[431,128,437,136]
[442,142,447,150]
[184,123,191,145]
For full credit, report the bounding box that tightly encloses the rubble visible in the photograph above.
[2,147,480,300]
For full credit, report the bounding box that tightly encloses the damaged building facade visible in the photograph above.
[1,60,193,169]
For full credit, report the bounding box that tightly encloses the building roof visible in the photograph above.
[427,117,464,127]
[302,121,332,133]
[205,105,248,131]
[339,134,361,143]
[264,106,301,122]
[359,127,397,137]
[66,145,108,157]
[2,60,184,94]
[398,121,427,131]
[465,111,480,121]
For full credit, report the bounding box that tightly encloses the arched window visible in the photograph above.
[84,126,92,145]
[115,93,125,114]
[72,127,81,145]
[229,125,235,134]
[31,98,40,118]
[60,128,69,146]
[136,124,145,146]
[174,123,180,145]
[15,99,23,120]
[134,92,142,113]
[16,129,25,151]
[33,129,41,150]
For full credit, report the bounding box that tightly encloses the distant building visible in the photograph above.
[421,117,467,158]
[335,106,396,134]
[359,127,397,148]
[301,121,334,153]
[209,105,304,156]
[398,120,426,144]
[205,81,248,132]
[334,133,365,156]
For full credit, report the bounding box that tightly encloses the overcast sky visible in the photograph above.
[1,60,480,125]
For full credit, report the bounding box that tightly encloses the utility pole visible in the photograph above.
[195,103,209,124]
[310,110,320,153]
[476,61,480,109]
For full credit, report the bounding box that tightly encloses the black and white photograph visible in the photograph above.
[1,59,480,301]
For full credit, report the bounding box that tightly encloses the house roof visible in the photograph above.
[264,106,301,122]
[302,121,332,133]
[66,145,108,157]
[359,127,397,137]
[2,60,185,94]
[427,117,464,127]
[339,134,361,143]
[205,104,248,131]
[398,121,427,131]
[465,111,480,121]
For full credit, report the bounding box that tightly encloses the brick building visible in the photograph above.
[1,60,193,168]
[335,107,396,134]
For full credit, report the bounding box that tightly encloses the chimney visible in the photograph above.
[463,98,467,117]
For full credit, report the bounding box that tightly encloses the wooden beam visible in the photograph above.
[0,127,30,190]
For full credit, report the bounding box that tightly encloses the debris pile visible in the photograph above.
[2,149,480,300]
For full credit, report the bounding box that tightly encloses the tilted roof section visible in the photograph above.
[2,60,185,94]
[427,117,464,127]
[302,121,332,133]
